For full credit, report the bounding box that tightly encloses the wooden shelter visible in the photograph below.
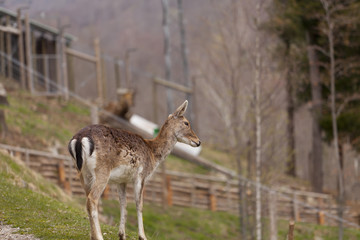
[0,7,75,95]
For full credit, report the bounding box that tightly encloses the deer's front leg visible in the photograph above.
[118,183,127,240]
[134,178,147,240]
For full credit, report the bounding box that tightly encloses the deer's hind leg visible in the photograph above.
[86,173,109,240]
[118,183,127,240]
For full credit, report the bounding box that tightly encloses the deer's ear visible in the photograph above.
[173,100,188,117]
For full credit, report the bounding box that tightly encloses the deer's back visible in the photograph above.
[70,125,154,175]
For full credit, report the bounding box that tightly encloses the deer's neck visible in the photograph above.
[147,127,177,163]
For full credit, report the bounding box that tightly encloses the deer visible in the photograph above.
[68,100,201,240]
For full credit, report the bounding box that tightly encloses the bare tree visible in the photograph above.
[161,0,174,113]
[177,0,193,123]
[320,0,344,238]
[306,29,324,193]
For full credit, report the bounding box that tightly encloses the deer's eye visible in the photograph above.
[184,122,189,126]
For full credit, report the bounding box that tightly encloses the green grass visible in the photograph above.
[0,152,139,240]
[277,220,360,240]
[1,90,91,149]
[102,199,360,240]
[166,154,210,175]
[102,199,240,240]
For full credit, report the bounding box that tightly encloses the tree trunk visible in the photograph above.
[285,43,296,177]
[177,0,193,123]
[320,1,345,237]
[255,5,262,238]
[235,151,247,239]
[161,0,174,114]
[306,31,323,193]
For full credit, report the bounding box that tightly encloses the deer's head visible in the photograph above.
[167,100,201,147]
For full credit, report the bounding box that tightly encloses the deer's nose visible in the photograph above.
[196,140,201,147]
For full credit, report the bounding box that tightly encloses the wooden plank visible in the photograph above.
[65,48,97,63]
[154,77,192,94]
[0,25,20,35]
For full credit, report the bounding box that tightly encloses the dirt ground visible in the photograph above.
[0,224,39,240]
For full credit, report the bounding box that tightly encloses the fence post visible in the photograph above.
[94,38,103,104]
[0,30,4,75]
[114,57,121,89]
[31,31,37,91]
[17,9,25,89]
[25,149,29,166]
[24,13,33,93]
[161,163,168,208]
[209,184,217,211]
[6,16,12,79]
[59,26,69,100]
[166,175,173,206]
[101,57,107,102]
[225,180,231,212]
[191,177,196,207]
[269,191,278,240]
[152,79,158,123]
[91,105,99,124]
[318,211,325,225]
[58,160,71,194]
[44,55,49,92]
[67,160,73,196]
[103,185,110,200]
[287,220,295,240]
[293,193,300,221]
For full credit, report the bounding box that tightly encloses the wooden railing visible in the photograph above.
[0,143,358,228]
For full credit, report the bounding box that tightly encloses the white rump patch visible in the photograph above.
[70,139,77,160]
[81,137,92,157]
[81,137,97,186]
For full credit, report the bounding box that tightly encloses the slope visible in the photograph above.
[0,150,140,239]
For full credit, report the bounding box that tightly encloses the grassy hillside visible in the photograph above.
[1,88,91,151]
[0,151,139,239]
[1,151,359,240]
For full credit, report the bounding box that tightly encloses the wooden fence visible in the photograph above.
[0,143,358,228]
